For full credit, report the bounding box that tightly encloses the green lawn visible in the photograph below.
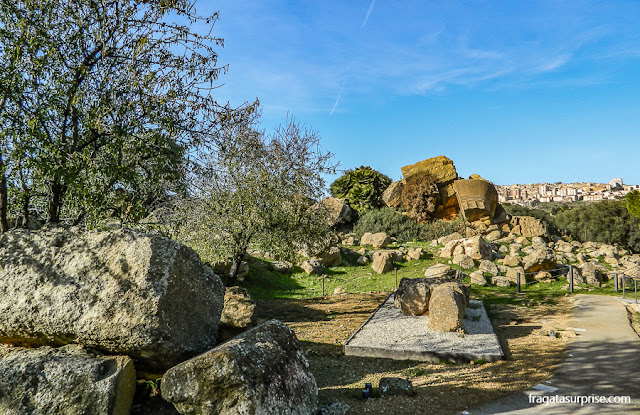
[240,243,629,304]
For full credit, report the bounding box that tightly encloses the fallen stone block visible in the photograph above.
[0,344,135,415]
[0,228,224,374]
[161,320,317,415]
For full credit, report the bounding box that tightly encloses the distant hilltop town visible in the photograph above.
[496,178,640,206]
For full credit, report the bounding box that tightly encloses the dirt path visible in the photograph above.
[257,293,573,414]
[466,295,640,414]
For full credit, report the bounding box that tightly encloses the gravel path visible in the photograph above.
[464,295,640,414]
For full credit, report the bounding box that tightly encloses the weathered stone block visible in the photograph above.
[428,284,466,332]
[0,345,135,415]
[0,228,224,374]
[161,320,317,415]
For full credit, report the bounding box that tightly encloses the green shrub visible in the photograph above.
[329,166,391,213]
[553,199,640,252]
[420,218,465,241]
[353,208,422,242]
[353,208,465,243]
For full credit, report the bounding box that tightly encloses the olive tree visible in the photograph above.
[0,0,239,227]
[172,114,336,286]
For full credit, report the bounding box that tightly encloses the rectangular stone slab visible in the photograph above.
[344,294,504,363]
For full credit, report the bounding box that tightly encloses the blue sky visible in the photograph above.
[199,0,640,185]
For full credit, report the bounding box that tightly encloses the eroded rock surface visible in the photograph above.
[0,228,225,374]
[0,344,135,415]
[161,320,317,415]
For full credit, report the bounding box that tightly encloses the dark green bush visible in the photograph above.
[553,200,640,252]
[353,208,464,243]
[329,166,391,213]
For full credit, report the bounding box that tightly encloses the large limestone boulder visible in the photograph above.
[510,216,548,238]
[459,236,492,261]
[438,232,464,246]
[579,262,604,285]
[401,155,458,183]
[0,344,135,415]
[372,251,394,274]
[406,247,425,261]
[453,179,498,222]
[381,181,404,208]
[479,260,499,276]
[301,258,323,275]
[394,278,431,316]
[0,228,225,374]
[361,232,391,248]
[469,271,487,285]
[161,320,317,415]
[218,286,257,343]
[424,263,452,278]
[317,246,342,267]
[315,197,353,227]
[554,240,575,254]
[211,260,249,281]
[523,248,556,273]
[505,266,526,285]
[453,254,475,270]
[503,254,522,267]
[428,283,466,332]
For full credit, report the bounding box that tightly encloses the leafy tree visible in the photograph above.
[172,114,337,286]
[0,0,239,227]
[553,200,640,252]
[329,166,391,213]
[626,190,640,220]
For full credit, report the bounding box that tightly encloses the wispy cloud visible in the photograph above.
[361,0,376,28]
[209,0,638,118]
[534,53,573,72]
[330,86,344,116]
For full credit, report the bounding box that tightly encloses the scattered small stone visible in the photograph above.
[379,377,414,397]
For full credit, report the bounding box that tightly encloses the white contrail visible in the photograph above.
[330,86,344,116]
[361,0,376,28]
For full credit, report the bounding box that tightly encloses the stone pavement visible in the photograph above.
[464,295,640,414]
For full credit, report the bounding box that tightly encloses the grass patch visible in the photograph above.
[240,251,446,300]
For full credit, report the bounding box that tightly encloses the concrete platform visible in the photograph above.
[344,293,504,363]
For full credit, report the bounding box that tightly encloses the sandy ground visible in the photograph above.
[257,293,574,415]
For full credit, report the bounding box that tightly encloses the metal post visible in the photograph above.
[635,280,638,304]
[517,272,521,293]
[623,276,626,299]
[614,273,618,293]
[569,266,573,293]
[322,274,325,297]
[395,268,398,290]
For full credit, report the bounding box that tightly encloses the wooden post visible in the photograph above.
[623,276,626,299]
[635,280,638,304]
[569,266,574,293]
[322,274,325,297]
[517,272,521,293]
[395,268,398,290]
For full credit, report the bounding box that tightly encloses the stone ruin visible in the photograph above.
[381,155,506,224]
[394,277,471,332]
[0,227,317,415]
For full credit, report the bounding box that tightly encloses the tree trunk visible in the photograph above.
[48,181,66,224]
[226,255,242,287]
[226,246,249,287]
[0,154,8,233]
